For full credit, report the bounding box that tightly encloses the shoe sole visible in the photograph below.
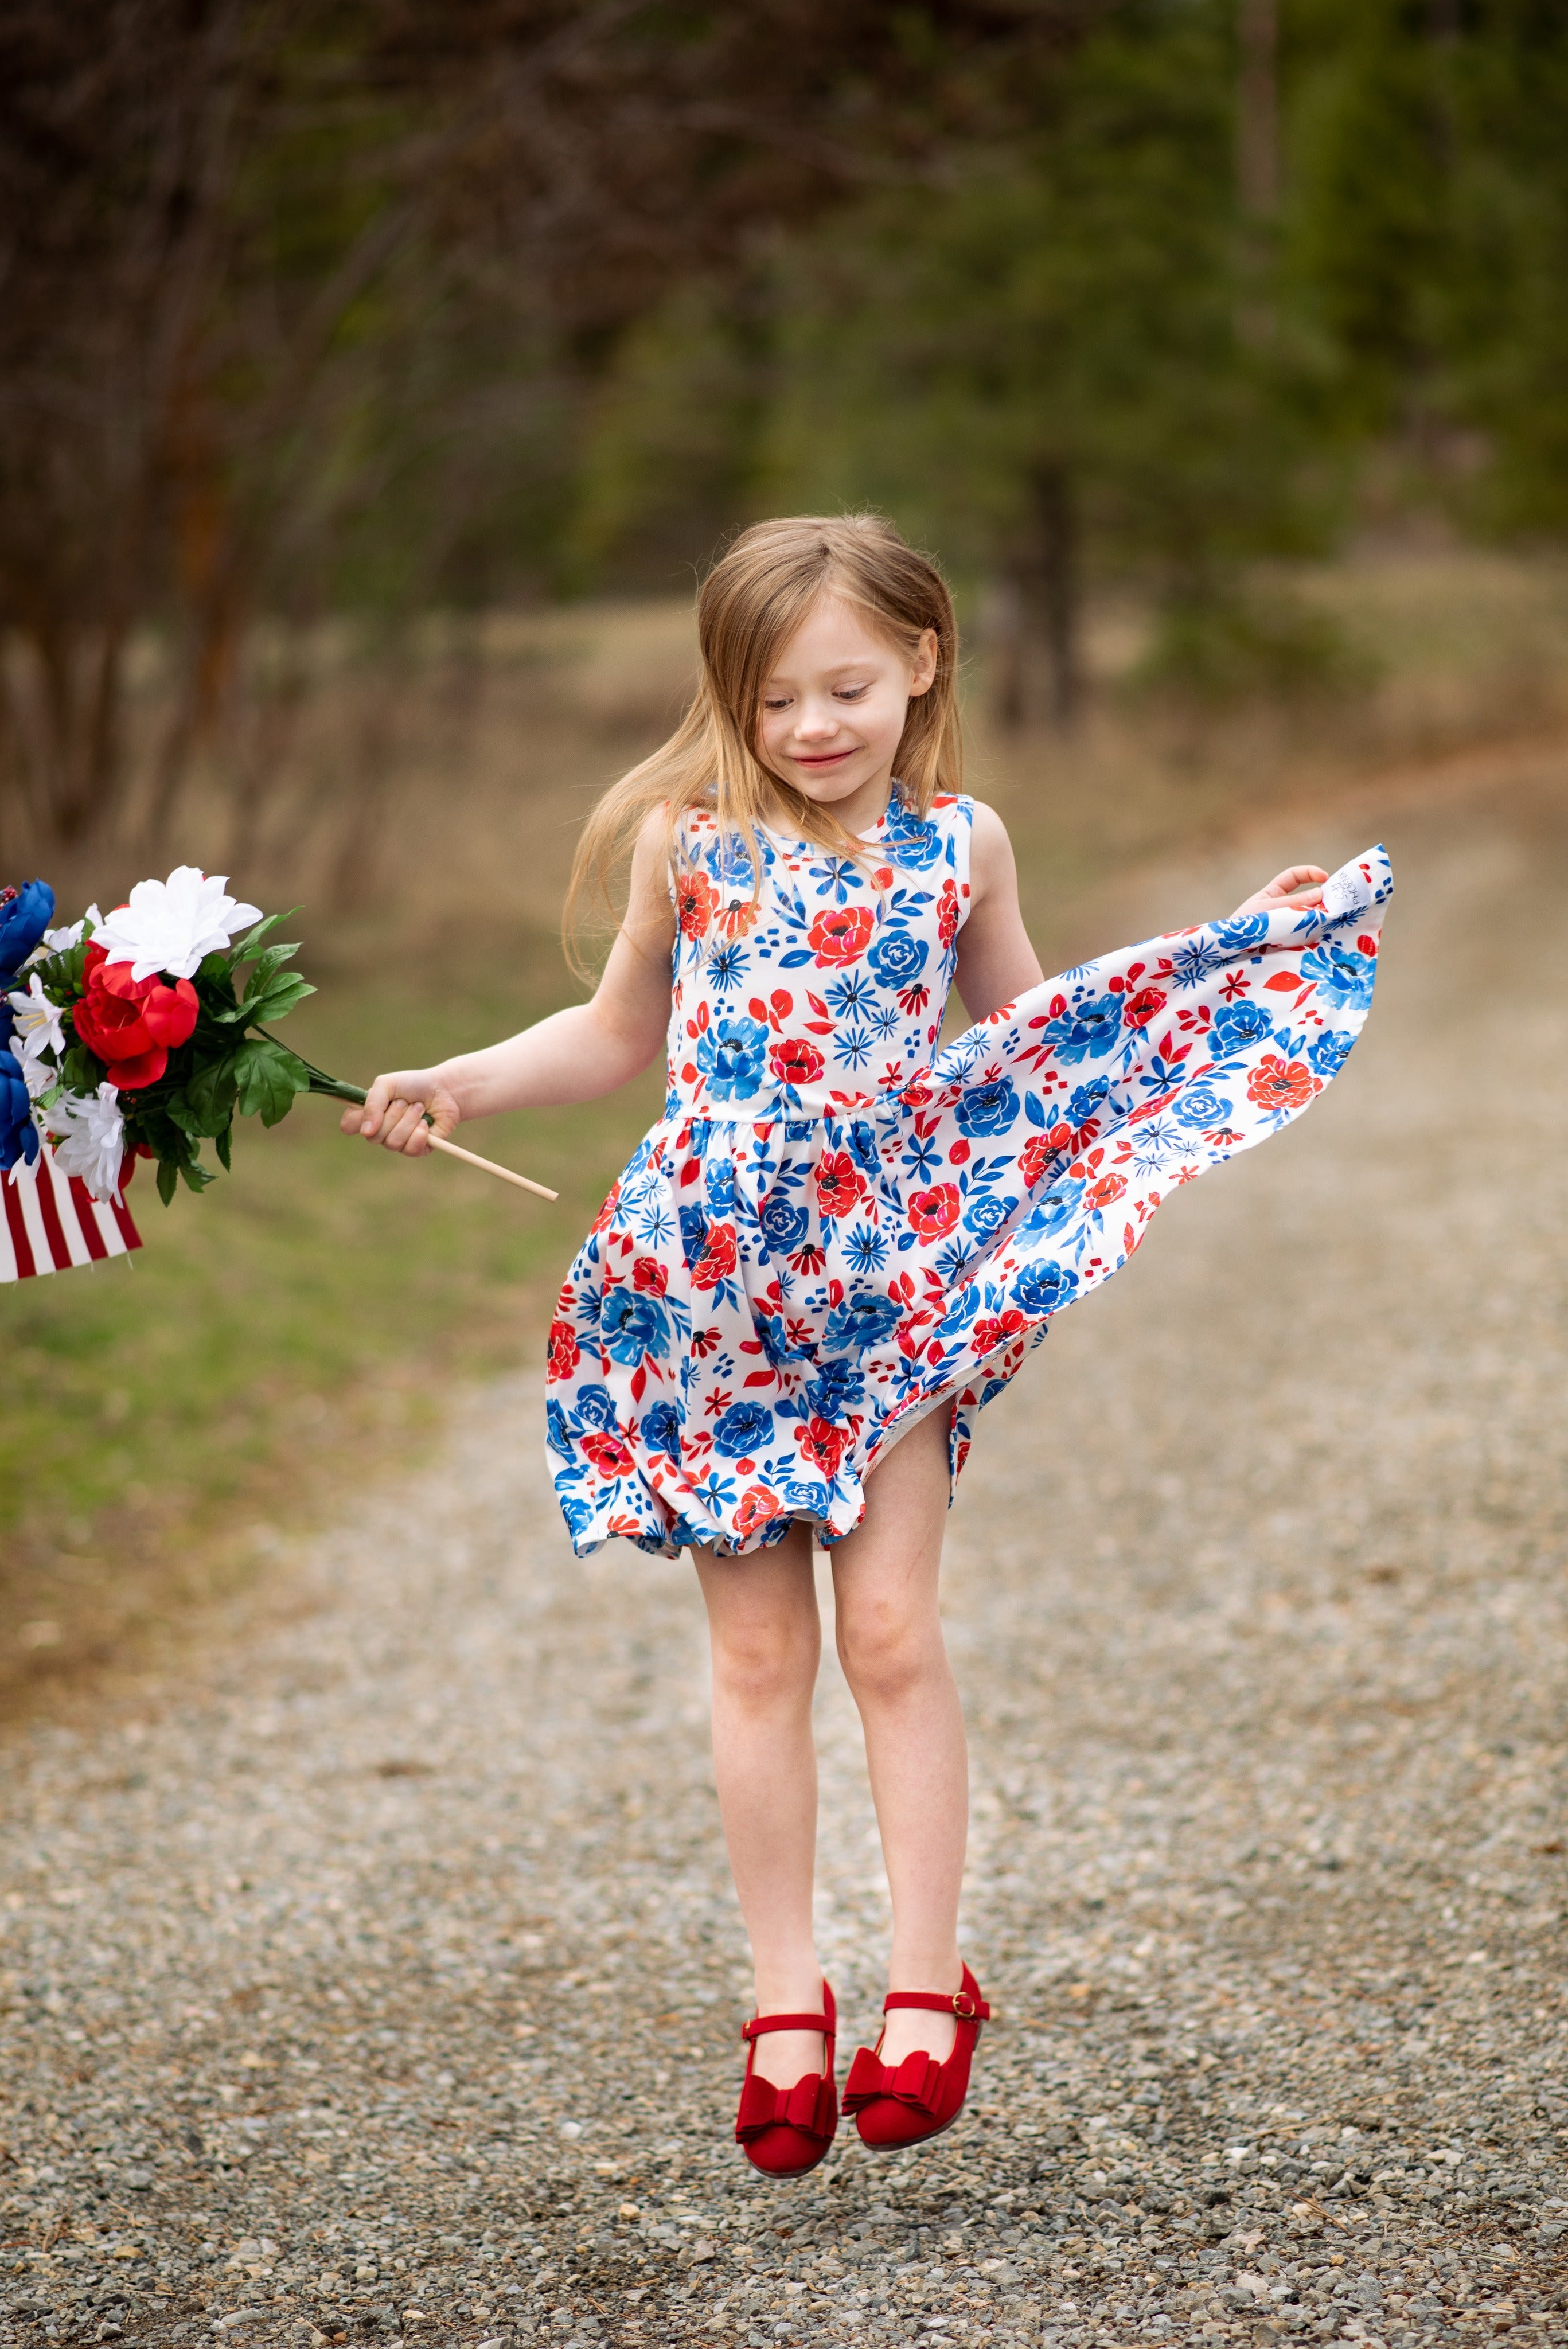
[855,2106,964,2154]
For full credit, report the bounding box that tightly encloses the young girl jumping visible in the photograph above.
[344,514,1389,2180]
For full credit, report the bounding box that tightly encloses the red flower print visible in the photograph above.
[545,1319,580,1382]
[1018,1134,1054,1188]
[1084,1172,1126,1209]
[676,870,716,939]
[581,1429,636,1478]
[937,878,961,949]
[770,1037,825,1088]
[591,1181,622,1234]
[715,894,760,939]
[796,1416,852,1477]
[1123,986,1167,1031]
[907,1183,960,1239]
[808,904,874,966]
[972,1309,1026,1357]
[690,1220,738,1290]
[1246,1055,1320,1114]
[632,1256,669,1295]
[814,1150,866,1219]
[734,1485,785,1539]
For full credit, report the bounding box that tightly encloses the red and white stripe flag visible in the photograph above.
[1,1150,141,1282]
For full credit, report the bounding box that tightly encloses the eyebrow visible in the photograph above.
[764,658,882,685]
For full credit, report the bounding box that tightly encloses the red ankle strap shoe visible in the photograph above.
[843,1963,990,2152]
[734,1981,838,2178]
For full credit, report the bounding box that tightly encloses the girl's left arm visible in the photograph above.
[951,801,1046,1023]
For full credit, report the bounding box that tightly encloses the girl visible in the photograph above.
[344,514,1388,2179]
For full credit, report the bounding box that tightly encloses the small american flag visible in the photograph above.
[1,1150,141,1282]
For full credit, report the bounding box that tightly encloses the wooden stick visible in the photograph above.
[425,1131,559,1200]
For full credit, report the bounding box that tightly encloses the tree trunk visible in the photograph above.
[1024,461,1081,730]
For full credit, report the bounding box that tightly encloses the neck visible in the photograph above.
[766,768,895,843]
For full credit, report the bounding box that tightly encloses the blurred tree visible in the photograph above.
[0,0,1066,864]
[756,1,1331,723]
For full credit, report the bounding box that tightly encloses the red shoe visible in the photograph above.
[843,1963,990,2152]
[734,1981,838,2178]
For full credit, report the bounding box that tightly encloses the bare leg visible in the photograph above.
[832,1406,968,2066]
[693,1525,826,2088]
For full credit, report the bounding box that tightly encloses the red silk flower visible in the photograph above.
[72,943,199,1090]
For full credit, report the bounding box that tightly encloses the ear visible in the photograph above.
[907,627,939,697]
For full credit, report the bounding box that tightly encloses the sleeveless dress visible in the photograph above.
[546,791,1391,1559]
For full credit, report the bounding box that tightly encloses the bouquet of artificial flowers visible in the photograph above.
[2,867,550,1284]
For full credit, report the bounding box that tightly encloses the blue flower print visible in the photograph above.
[1066,1076,1112,1128]
[600,1287,671,1367]
[679,1204,709,1268]
[867,928,929,991]
[962,1192,1017,1240]
[1170,935,1239,989]
[1300,942,1375,1012]
[881,801,945,869]
[573,1384,619,1431]
[545,1398,573,1458]
[642,1400,681,1461]
[1208,912,1269,954]
[558,1491,596,1539]
[712,1400,776,1458]
[704,1152,736,1211]
[821,1291,903,1355]
[1040,993,1122,1065]
[809,856,863,904]
[1308,1028,1354,1079]
[955,1076,1019,1138]
[1013,1260,1080,1316]
[1173,1083,1234,1130]
[1208,1000,1274,1059]
[704,941,750,994]
[1021,1182,1077,1239]
[782,1478,829,1514]
[759,1194,809,1252]
[805,1358,866,1418]
[695,1014,769,1102]
[825,968,876,1019]
[844,1220,888,1275]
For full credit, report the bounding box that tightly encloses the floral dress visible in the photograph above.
[546,790,1391,1558]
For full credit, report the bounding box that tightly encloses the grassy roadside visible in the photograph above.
[5,546,1568,1712]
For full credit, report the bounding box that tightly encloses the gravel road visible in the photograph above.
[3,765,1566,2349]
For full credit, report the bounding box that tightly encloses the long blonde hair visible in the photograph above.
[563,512,962,974]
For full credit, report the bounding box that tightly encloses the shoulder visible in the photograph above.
[964,799,1018,895]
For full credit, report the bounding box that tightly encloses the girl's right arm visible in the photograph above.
[342,813,678,1156]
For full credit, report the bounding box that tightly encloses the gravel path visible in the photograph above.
[3,771,1567,2349]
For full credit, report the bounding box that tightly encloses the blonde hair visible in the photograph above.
[563,512,962,974]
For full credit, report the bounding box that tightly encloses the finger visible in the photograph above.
[381,1099,427,1153]
[359,1074,402,1139]
[339,1105,365,1136]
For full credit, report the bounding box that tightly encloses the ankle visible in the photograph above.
[887,1949,962,1994]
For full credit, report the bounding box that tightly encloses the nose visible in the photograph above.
[792,694,841,742]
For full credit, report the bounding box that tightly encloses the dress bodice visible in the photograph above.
[664,790,974,1123]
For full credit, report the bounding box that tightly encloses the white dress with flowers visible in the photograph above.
[545,791,1391,1558]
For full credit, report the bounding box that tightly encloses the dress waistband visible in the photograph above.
[669,1084,907,1128]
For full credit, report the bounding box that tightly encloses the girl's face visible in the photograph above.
[755,593,937,830]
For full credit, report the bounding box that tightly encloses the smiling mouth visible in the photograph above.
[792,748,856,767]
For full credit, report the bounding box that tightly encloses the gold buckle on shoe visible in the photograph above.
[952,1991,977,2019]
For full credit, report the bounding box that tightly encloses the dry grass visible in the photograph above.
[4,543,1567,1716]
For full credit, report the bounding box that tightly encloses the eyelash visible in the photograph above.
[764,686,869,711]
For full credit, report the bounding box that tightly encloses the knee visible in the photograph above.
[711,1616,819,1713]
[837,1602,940,1708]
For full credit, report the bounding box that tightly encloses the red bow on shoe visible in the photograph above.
[735,2068,837,2145]
[842,2046,942,2118]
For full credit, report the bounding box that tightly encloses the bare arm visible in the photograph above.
[343,814,677,1155]
[951,800,1046,1023]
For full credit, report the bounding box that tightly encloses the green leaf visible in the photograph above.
[231,911,288,961]
[178,1157,216,1193]
[232,1036,313,1127]
[156,1157,178,1207]
[243,973,315,1027]
[166,1052,240,1137]
[59,1040,104,1092]
[214,1121,233,1171]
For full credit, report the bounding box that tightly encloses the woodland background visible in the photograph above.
[3,0,1567,1700]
